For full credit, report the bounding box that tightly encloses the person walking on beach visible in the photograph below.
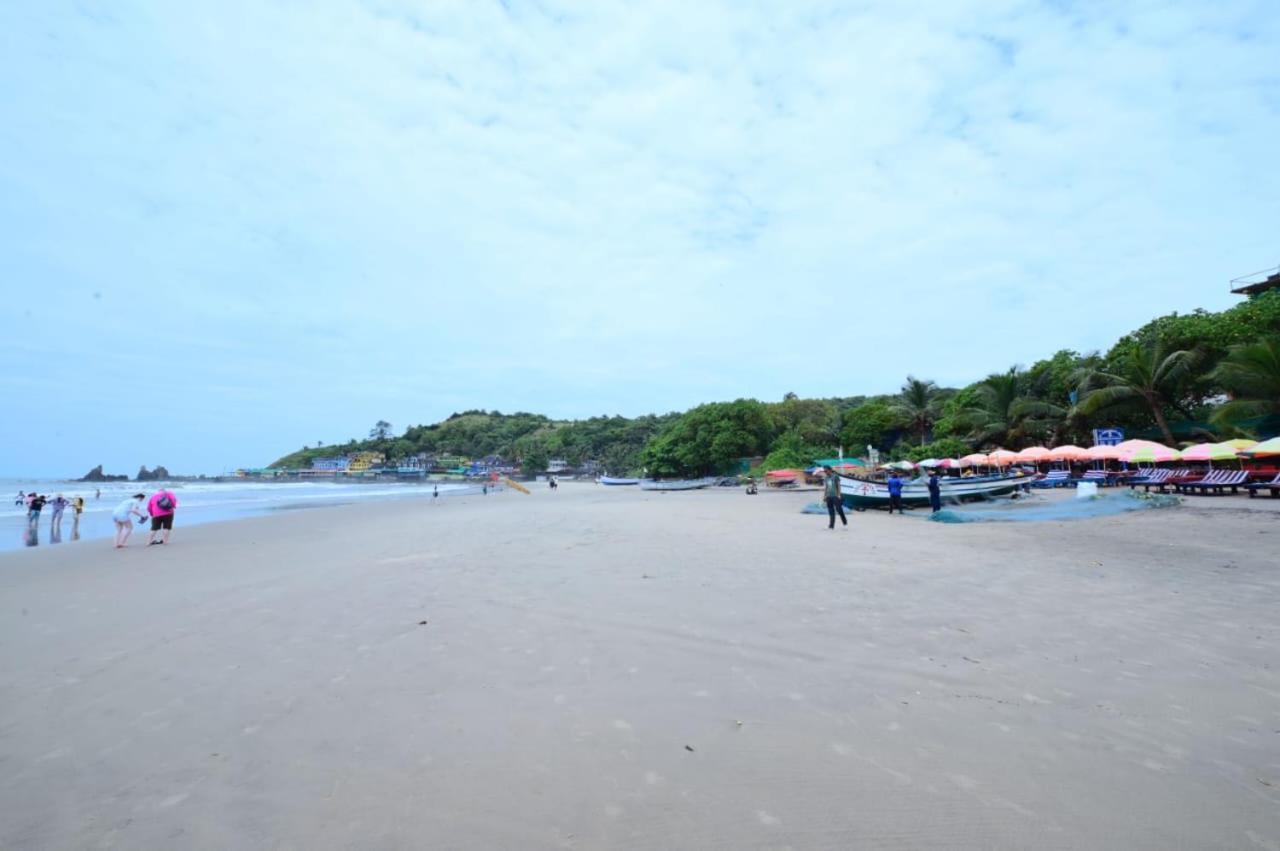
[433,485,439,502]
[886,472,905,514]
[147,488,178,545]
[112,493,148,548]
[27,494,46,528]
[49,494,69,535]
[822,466,847,530]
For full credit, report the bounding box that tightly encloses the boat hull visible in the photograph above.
[839,475,1025,509]
[640,478,714,491]
[599,477,640,486]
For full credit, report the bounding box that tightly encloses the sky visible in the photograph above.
[2,0,1278,477]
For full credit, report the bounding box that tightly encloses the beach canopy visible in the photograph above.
[1241,436,1280,458]
[1120,444,1180,464]
[1046,444,1089,461]
[1179,442,1241,462]
[986,449,1020,466]
[813,458,865,468]
[1015,446,1050,462]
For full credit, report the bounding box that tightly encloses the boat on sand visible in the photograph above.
[839,474,1024,510]
[639,478,714,491]
[599,476,641,486]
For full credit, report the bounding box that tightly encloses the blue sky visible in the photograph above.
[2,1,1278,477]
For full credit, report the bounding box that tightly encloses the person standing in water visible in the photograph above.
[14,491,24,506]
[147,488,178,545]
[112,493,148,548]
[927,470,942,513]
[27,494,46,528]
[822,466,847,530]
[71,495,85,539]
[49,494,69,536]
[886,472,905,514]
[95,488,101,500]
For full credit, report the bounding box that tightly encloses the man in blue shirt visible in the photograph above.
[886,472,905,514]
[927,470,942,512]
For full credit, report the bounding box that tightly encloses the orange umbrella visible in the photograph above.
[1085,444,1124,460]
[986,449,1021,466]
[960,453,989,465]
[1016,446,1051,462]
[1046,445,1089,461]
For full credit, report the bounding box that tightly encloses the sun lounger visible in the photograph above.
[1151,468,1192,492]
[1080,470,1111,487]
[1245,472,1280,498]
[1177,469,1249,495]
[1128,469,1172,489]
[1033,470,1073,488]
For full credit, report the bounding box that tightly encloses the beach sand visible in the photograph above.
[2,484,1278,849]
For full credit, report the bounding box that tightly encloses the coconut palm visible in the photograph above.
[1077,342,1200,445]
[1209,337,1280,430]
[953,367,1058,448]
[889,376,941,445]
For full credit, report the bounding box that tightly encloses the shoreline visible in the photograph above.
[2,485,1277,848]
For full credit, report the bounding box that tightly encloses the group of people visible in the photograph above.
[820,466,944,529]
[13,487,178,548]
[111,489,179,548]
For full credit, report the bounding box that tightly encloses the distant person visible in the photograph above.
[49,494,69,535]
[71,495,85,540]
[14,490,24,506]
[822,466,847,530]
[482,483,488,496]
[433,485,439,502]
[927,471,942,513]
[147,488,178,545]
[746,476,757,495]
[95,488,101,500]
[112,493,148,548]
[27,494,48,527]
[886,473,905,514]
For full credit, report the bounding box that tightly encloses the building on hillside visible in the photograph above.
[547,458,570,473]
[347,452,385,472]
[311,456,350,472]
[1231,264,1280,297]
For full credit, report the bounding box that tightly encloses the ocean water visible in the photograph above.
[1,478,475,553]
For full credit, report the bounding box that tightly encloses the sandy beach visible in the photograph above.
[1,484,1278,849]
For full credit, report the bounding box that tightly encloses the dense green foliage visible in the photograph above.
[269,292,1280,473]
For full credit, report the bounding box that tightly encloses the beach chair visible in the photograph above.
[1080,470,1110,487]
[1245,472,1280,498]
[1173,469,1224,493]
[1033,470,1072,488]
[1127,469,1171,490]
[1178,470,1249,495]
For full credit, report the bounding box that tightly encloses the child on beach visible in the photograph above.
[112,494,148,548]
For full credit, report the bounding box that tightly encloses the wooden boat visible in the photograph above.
[839,474,1025,509]
[639,478,715,491]
[599,476,641,486]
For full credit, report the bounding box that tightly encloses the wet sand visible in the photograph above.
[1,484,1278,849]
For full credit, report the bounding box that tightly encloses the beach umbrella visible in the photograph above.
[1015,446,1051,462]
[959,453,989,466]
[1115,439,1165,452]
[1179,442,1240,463]
[1215,438,1258,451]
[1241,436,1280,458]
[881,461,916,471]
[1046,445,1089,462]
[1120,444,1180,464]
[986,449,1020,466]
[937,458,965,468]
[916,458,942,468]
[1085,444,1124,461]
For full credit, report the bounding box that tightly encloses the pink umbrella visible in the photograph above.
[1016,446,1051,462]
[1085,445,1124,460]
[1046,445,1089,462]
[960,453,989,465]
[937,458,965,468]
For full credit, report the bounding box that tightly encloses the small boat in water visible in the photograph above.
[639,478,715,491]
[839,474,1025,510]
[599,476,641,486]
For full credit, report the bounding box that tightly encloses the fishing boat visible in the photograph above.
[839,474,1025,510]
[639,478,715,491]
[598,476,641,486]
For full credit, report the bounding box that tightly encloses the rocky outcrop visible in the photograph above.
[78,465,128,482]
[135,466,172,482]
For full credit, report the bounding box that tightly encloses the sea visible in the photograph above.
[1,477,474,554]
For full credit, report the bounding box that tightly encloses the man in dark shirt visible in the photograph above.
[27,494,47,527]
[927,470,942,512]
[822,466,848,530]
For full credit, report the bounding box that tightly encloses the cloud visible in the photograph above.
[0,0,1277,474]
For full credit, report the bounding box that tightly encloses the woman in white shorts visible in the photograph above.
[112,493,148,548]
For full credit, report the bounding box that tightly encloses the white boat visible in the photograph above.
[639,478,715,491]
[838,474,1026,509]
[599,476,641,486]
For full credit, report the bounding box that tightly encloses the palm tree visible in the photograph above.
[1209,337,1280,430]
[953,367,1052,448]
[1077,342,1200,445]
[890,376,940,445]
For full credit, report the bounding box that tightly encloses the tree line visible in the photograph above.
[271,292,1280,475]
